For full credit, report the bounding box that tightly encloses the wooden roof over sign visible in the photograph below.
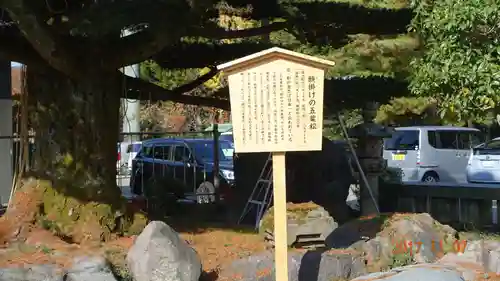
[217,47,336,75]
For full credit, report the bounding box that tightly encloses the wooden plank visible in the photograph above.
[272,152,288,281]
[390,183,500,200]
[225,60,325,153]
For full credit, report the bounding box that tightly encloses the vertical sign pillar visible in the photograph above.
[218,47,334,281]
[0,61,12,207]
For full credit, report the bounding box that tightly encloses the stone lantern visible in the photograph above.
[348,102,393,216]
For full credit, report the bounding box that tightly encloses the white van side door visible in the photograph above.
[434,130,463,183]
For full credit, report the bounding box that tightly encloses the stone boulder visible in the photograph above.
[259,202,338,248]
[326,213,458,270]
[218,249,366,281]
[0,265,63,281]
[351,265,465,281]
[0,255,117,281]
[66,256,117,281]
[437,239,500,277]
[127,221,202,281]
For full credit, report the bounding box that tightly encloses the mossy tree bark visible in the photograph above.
[19,67,146,243]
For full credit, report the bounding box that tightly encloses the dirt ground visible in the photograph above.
[0,225,265,276]
[1,188,498,281]
[0,184,266,278]
[181,229,266,271]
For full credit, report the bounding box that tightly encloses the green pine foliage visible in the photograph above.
[140,0,419,129]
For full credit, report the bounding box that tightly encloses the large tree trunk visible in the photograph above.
[7,67,146,244]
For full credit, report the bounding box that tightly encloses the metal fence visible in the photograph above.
[117,128,236,211]
[116,130,218,175]
[0,127,231,207]
[0,135,36,171]
[380,180,500,229]
[0,134,36,206]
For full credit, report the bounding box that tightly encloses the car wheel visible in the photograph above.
[196,182,216,204]
[422,173,439,183]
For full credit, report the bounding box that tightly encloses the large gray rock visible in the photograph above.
[218,249,366,281]
[127,221,202,281]
[327,213,458,269]
[351,265,464,281]
[66,256,117,281]
[437,239,500,278]
[0,265,64,281]
[460,239,500,274]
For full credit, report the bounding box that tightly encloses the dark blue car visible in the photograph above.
[219,133,234,144]
[131,138,234,203]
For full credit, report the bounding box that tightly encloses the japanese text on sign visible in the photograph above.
[259,73,265,144]
[246,72,252,143]
[308,76,318,130]
[266,72,272,143]
[227,59,325,153]
[240,73,246,145]
[287,69,293,143]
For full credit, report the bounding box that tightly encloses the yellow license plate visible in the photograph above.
[392,154,405,161]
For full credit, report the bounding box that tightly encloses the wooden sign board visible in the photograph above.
[217,47,334,153]
[218,48,334,281]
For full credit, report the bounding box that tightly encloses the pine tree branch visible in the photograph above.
[193,21,288,39]
[105,21,288,69]
[103,26,186,70]
[153,42,276,69]
[124,65,230,109]
[2,0,81,78]
[174,67,219,93]
[125,74,230,109]
[0,31,44,67]
[0,29,231,109]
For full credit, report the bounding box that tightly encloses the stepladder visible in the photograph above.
[238,153,274,229]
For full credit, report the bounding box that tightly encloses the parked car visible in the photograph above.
[130,138,235,203]
[466,137,500,183]
[117,141,142,174]
[219,131,234,157]
[383,126,483,183]
[220,131,233,143]
[125,141,142,171]
[116,143,121,172]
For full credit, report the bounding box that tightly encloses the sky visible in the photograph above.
[11,62,21,67]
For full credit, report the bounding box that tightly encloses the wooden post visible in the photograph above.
[272,152,288,281]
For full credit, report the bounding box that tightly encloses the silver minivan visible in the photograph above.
[383,126,483,183]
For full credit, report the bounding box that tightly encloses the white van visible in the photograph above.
[117,141,142,174]
[383,126,483,183]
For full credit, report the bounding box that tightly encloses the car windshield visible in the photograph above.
[483,139,500,149]
[384,130,419,150]
[220,134,234,143]
[126,143,142,153]
[474,139,500,155]
[192,141,233,162]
